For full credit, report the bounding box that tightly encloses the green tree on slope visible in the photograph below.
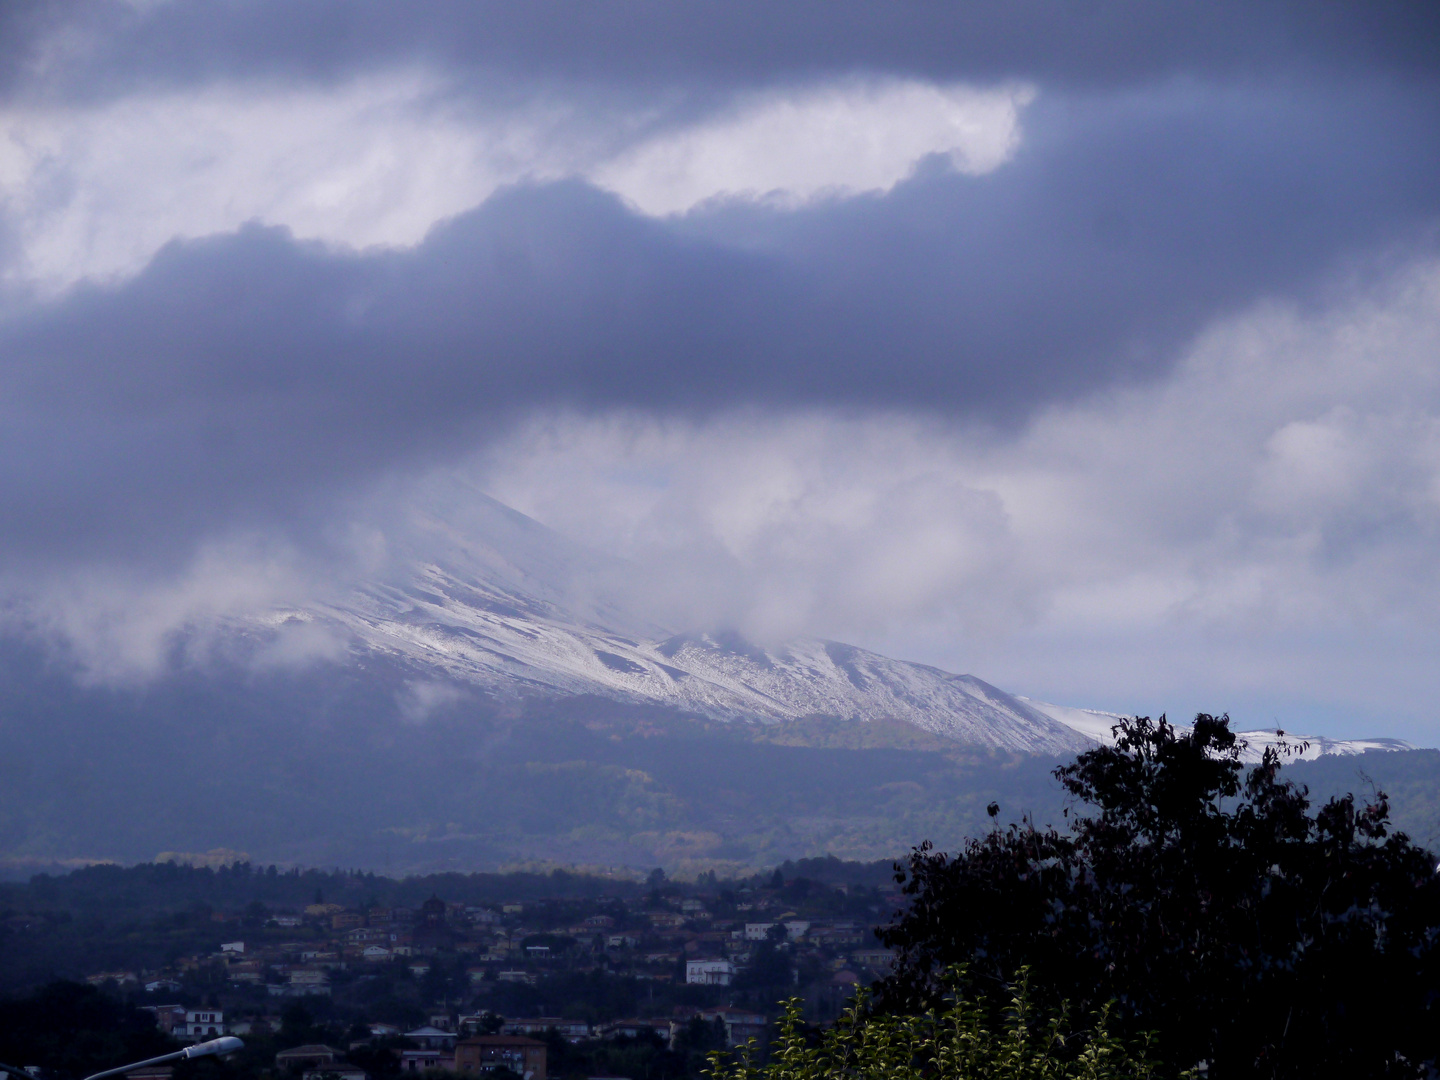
[709,970,1182,1080]
[879,714,1440,1078]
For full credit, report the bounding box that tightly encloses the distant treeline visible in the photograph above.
[0,853,896,916]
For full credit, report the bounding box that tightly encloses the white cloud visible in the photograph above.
[5,61,1437,741]
[590,79,1031,215]
[0,534,316,683]
[9,256,1440,739]
[0,73,1030,289]
[397,678,470,724]
[0,71,598,288]
[474,258,1440,739]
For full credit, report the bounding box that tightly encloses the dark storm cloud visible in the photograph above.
[5,0,1438,105]
[2,78,1437,566]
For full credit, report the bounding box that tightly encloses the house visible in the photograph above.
[275,1046,338,1072]
[809,925,863,947]
[220,941,245,954]
[782,921,810,941]
[270,914,303,928]
[229,1016,278,1035]
[144,979,183,994]
[496,970,537,985]
[86,971,138,987]
[403,1027,458,1051]
[744,923,777,941]
[454,1036,547,1080]
[456,1014,494,1036]
[270,967,331,1002]
[605,934,639,949]
[685,959,736,986]
[290,968,332,987]
[596,1019,672,1042]
[141,1005,186,1035]
[500,1018,589,1041]
[698,1007,767,1047]
[269,983,332,998]
[361,946,392,962]
[412,895,457,951]
[182,1009,226,1040]
[851,949,896,971]
[397,1051,451,1073]
[303,1068,368,1080]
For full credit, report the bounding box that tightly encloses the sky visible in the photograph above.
[2,2,1439,741]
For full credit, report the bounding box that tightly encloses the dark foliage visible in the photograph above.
[0,982,176,1080]
[879,714,1440,1079]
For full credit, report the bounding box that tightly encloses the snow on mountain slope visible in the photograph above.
[256,490,1091,753]
[306,566,1089,752]
[253,490,1412,760]
[1020,698,1415,763]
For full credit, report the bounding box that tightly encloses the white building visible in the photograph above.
[744,923,777,941]
[686,959,737,986]
[183,1009,226,1040]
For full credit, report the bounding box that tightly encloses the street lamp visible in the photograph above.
[0,1037,245,1080]
[80,1037,245,1080]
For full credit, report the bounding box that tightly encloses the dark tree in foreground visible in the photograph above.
[879,714,1440,1079]
[0,982,176,1080]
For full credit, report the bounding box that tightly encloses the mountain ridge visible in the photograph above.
[1020,698,1416,763]
[309,569,1092,753]
[235,489,1413,759]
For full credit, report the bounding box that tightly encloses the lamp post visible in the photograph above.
[80,1037,245,1080]
[0,1037,246,1080]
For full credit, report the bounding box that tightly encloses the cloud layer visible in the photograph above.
[482,259,1440,738]
[2,2,1439,736]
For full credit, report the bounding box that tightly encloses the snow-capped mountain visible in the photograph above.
[250,490,1409,760]
[1021,699,1414,763]
[301,565,1091,754]
[257,490,1091,754]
